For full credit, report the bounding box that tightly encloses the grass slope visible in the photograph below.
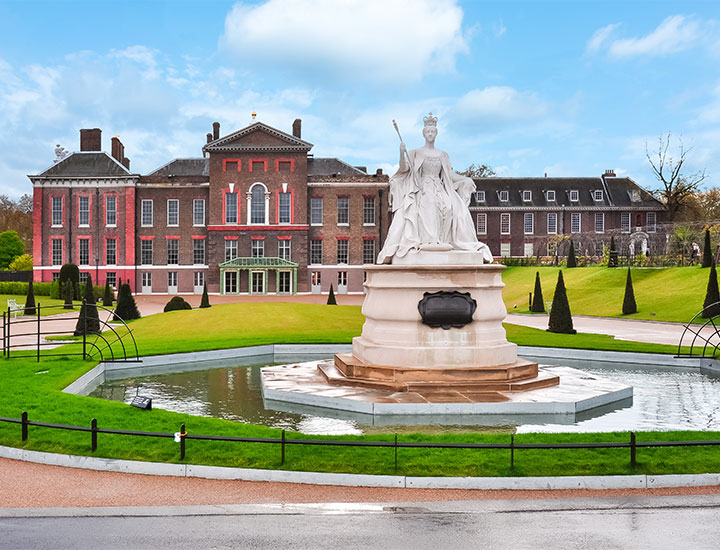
[502,266,710,322]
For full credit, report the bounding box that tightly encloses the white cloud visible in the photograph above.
[585,22,620,54]
[220,0,469,84]
[447,86,549,129]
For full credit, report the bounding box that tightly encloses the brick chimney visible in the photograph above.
[111,137,125,164]
[212,122,220,141]
[292,118,301,139]
[122,157,130,170]
[206,132,213,144]
[604,169,616,177]
[80,128,102,151]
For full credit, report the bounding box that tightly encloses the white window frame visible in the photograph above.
[546,190,556,202]
[524,242,534,257]
[224,271,238,294]
[593,190,604,201]
[225,192,238,224]
[595,212,605,233]
[647,211,657,232]
[193,199,205,226]
[278,192,291,224]
[363,197,375,225]
[225,240,237,262]
[522,190,532,202]
[248,183,269,225]
[278,239,291,261]
[547,212,557,235]
[140,240,153,265]
[78,196,90,226]
[141,200,153,227]
[51,197,63,227]
[51,239,63,265]
[105,195,117,227]
[167,199,179,227]
[524,213,534,235]
[167,238,179,265]
[251,239,264,258]
[499,190,509,202]
[193,239,205,265]
[621,212,631,233]
[337,197,349,225]
[500,213,511,235]
[106,238,117,266]
[362,240,376,264]
[310,239,323,265]
[310,197,323,225]
[474,190,485,203]
[569,190,579,202]
[476,213,487,235]
[78,238,90,266]
[500,243,511,257]
[571,212,581,234]
[337,240,349,264]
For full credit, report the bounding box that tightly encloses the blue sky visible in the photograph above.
[1,0,718,198]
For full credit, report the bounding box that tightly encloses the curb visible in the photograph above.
[2,444,719,491]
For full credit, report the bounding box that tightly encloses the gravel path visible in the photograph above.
[1,457,719,508]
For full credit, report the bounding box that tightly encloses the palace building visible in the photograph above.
[30,118,667,295]
[30,118,390,295]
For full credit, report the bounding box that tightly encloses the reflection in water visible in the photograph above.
[90,357,720,435]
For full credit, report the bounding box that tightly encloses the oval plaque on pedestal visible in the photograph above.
[418,290,477,330]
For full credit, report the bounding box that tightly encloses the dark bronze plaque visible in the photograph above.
[418,291,477,330]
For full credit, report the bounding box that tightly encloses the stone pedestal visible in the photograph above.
[352,260,517,369]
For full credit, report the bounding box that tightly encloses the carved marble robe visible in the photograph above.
[377,148,493,264]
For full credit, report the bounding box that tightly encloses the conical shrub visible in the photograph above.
[622,268,637,315]
[547,270,576,334]
[199,283,211,308]
[74,274,100,335]
[114,283,141,322]
[24,280,36,315]
[702,261,720,318]
[567,241,577,268]
[327,283,337,305]
[63,281,74,309]
[102,279,114,307]
[703,229,713,268]
[530,271,545,312]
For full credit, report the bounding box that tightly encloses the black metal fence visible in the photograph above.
[3,412,720,472]
[2,303,139,362]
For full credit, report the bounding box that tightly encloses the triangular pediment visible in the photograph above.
[203,122,313,153]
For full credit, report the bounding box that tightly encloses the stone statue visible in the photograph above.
[54,144,69,162]
[377,114,493,264]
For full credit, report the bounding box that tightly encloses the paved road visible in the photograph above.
[2,495,719,549]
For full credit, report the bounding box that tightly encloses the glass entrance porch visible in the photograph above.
[219,257,298,295]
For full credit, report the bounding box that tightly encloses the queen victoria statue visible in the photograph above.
[377,113,493,264]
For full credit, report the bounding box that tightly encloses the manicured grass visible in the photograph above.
[1,294,83,316]
[1,355,719,477]
[502,266,710,323]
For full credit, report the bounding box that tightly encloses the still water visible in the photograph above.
[89,356,720,435]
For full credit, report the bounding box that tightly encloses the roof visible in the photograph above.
[33,152,131,178]
[308,158,367,177]
[147,158,209,177]
[203,122,313,153]
[219,257,299,269]
[471,176,664,210]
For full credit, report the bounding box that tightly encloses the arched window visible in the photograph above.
[248,183,268,224]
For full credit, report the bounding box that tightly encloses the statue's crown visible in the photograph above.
[423,112,438,127]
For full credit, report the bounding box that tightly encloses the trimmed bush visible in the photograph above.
[703,229,713,268]
[103,279,114,307]
[74,274,100,335]
[567,241,577,268]
[24,280,36,315]
[164,296,192,312]
[199,283,211,308]
[0,230,25,269]
[702,261,720,318]
[8,253,33,271]
[547,270,576,334]
[530,271,545,312]
[59,263,80,300]
[114,283,141,322]
[62,281,74,309]
[622,268,637,315]
[327,284,337,305]
[608,236,618,268]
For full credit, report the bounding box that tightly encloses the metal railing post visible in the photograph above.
[2,310,6,357]
[82,299,87,360]
[394,433,398,473]
[37,303,41,362]
[180,423,186,460]
[511,434,515,471]
[281,429,285,465]
[21,411,28,442]
[91,418,98,452]
[630,432,637,468]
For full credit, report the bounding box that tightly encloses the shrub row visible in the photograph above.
[0,281,106,302]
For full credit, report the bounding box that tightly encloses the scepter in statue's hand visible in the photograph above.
[392,119,417,192]
[392,119,408,160]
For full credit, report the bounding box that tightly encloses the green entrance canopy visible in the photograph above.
[219,257,298,295]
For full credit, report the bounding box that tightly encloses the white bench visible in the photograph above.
[6,299,24,318]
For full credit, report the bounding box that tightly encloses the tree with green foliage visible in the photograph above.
[702,261,720,318]
[62,281,74,309]
[567,240,577,268]
[24,280,36,315]
[114,283,141,322]
[74,274,100,335]
[59,263,81,299]
[547,271,576,334]
[8,253,32,271]
[608,236,618,268]
[0,230,25,269]
[327,284,337,305]
[199,283,211,308]
[530,271,544,312]
[164,296,192,312]
[102,279,114,307]
[622,268,637,315]
[703,229,712,268]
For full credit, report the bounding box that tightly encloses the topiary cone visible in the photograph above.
[702,261,720,318]
[327,283,337,305]
[530,271,545,312]
[74,274,101,335]
[703,229,713,268]
[24,280,36,315]
[199,283,211,308]
[567,240,577,268]
[622,268,637,315]
[547,270,576,334]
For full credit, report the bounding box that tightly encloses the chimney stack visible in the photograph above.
[122,158,130,170]
[206,132,213,144]
[111,136,125,164]
[292,118,302,139]
[80,128,102,151]
[604,169,616,177]
[212,122,220,141]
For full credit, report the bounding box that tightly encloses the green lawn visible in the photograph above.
[502,266,710,322]
[1,294,84,316]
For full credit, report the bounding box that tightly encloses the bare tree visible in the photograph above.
[460,164,496,178]
[646,133,707,220]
